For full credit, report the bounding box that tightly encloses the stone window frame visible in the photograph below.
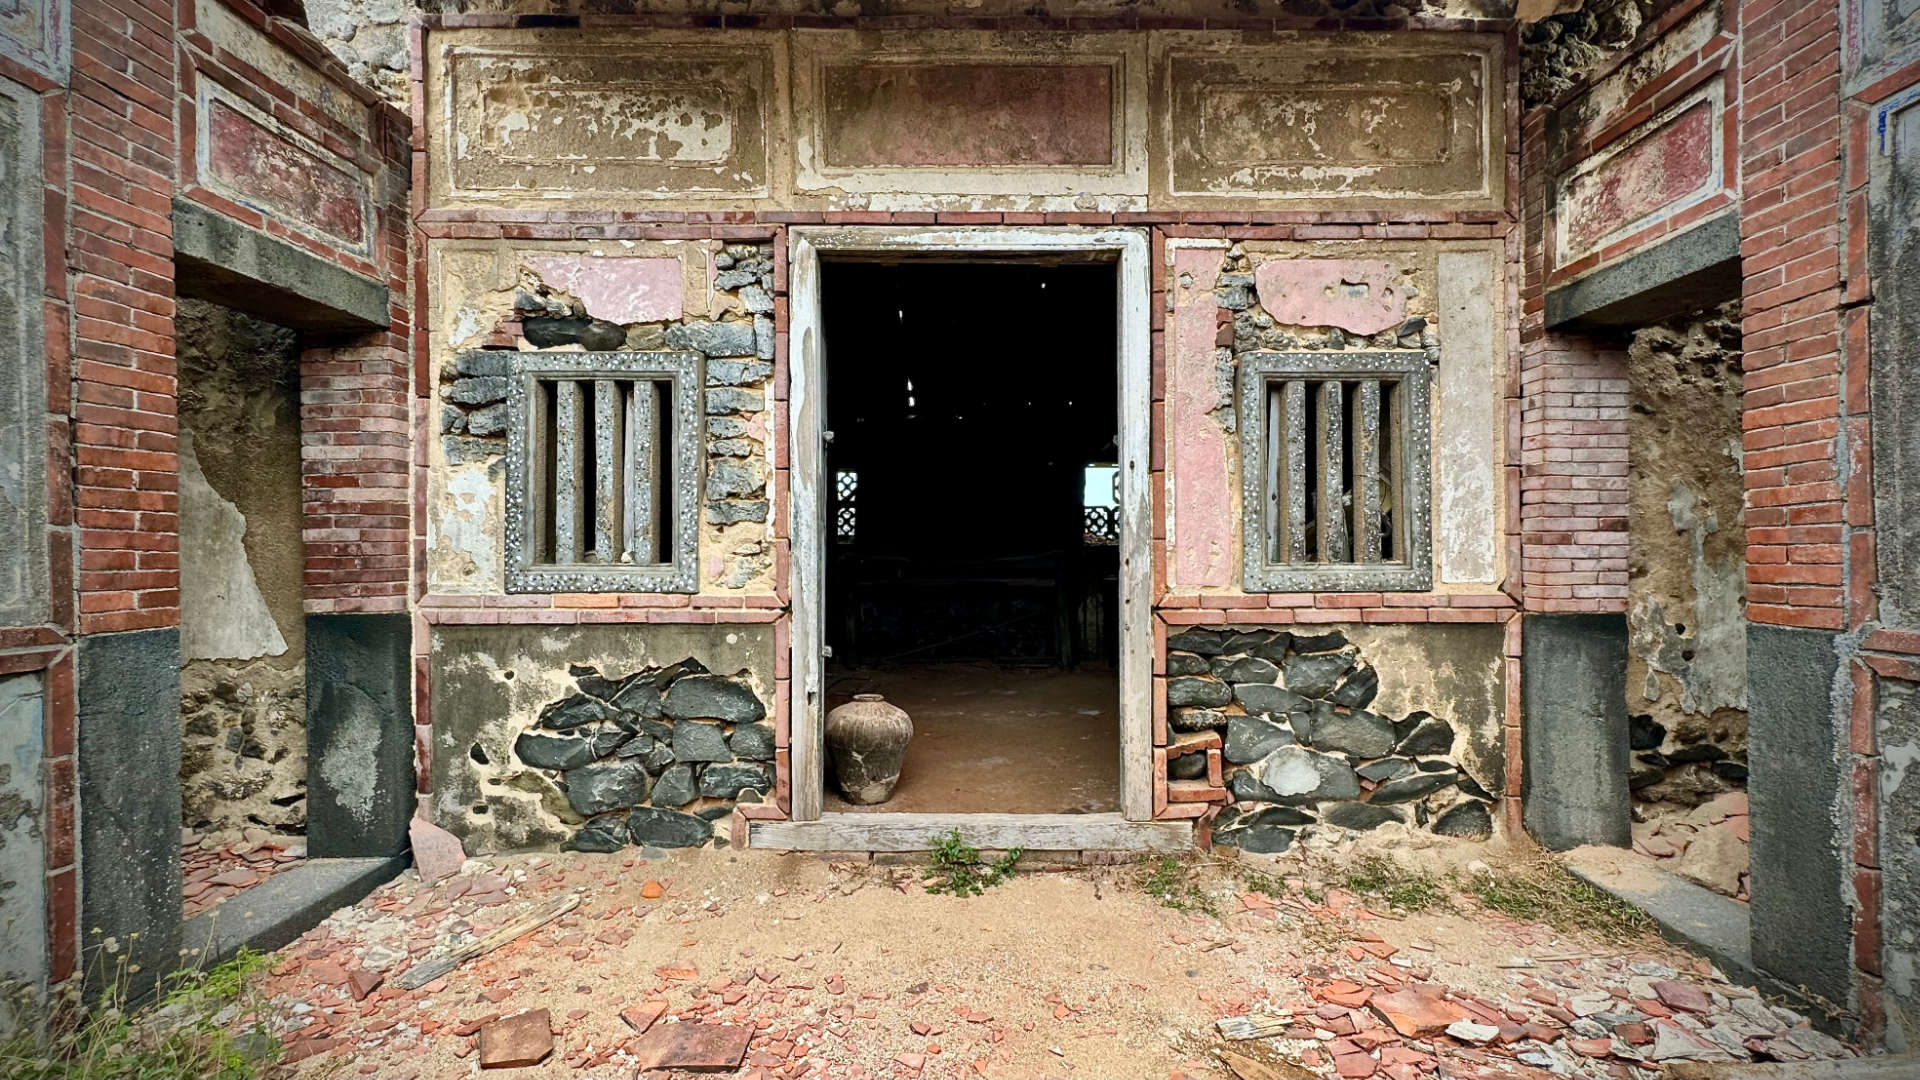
[502,351,705,593]
[1236,350,1434,593]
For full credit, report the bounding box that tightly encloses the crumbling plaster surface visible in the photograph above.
[1520,0,1672,109]
[419,27,1506,213]
[425,238,776,596]
[427,623,774,854]
[1880,676,1920,1052]
[1624,303,1747,811]
[176,299,309,837]
[1165,239,1508,597]
[0,672,47,1029]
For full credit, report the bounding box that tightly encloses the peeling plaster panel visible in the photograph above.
[179,431,291,662]
[197,0,367,133]
[1553,79,1727,271]
[195,80,375,258]
[0,79,48,628]
[1880,676,1920,1052]
[1166,240,1233,588]
[425,29,788,207]
[1435,249,1501,585]
[427,460,506,593]
[1347,623,1508,798]
[525,255,686,324]
[428,623,774,852]
[1150,31,1506,209]
[791,30,1148,198]
[0,673,47,1021]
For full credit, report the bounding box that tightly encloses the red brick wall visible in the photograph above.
[1737,0,1849,631]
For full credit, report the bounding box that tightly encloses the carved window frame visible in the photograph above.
[1237,350,1434,593]
[501,351,704,593]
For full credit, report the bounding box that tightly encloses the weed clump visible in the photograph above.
[1145,857,1221,917]
[924,830,1023,897]
[1339,855,1447,913]
[1469,862,1657,941]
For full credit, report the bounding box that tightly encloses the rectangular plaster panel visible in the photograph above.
[197,81,374,256]
[426,30,784,206]
[792,31,1147,198]
[1151,32,1504,208]
[1848,0,1920,91]
[1547,2,1720,162]
[0,77,47,627]
[1554,80,1726,271]
[1435,249,1500,585]
[0,0,66,83]
[194,0,365,133]
[1167,241,1233,588]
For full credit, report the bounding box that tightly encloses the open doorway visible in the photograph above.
[818,259,1120,814]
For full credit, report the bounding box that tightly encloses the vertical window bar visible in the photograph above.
[1317,380,1349,563]
[592,379,625,563]
[554,379,587,563]
[627,380,662,563]
[1382,382,1401,561]
[1353,379,1382,563]
[1280,380,1308,563]
[529,378,552,564]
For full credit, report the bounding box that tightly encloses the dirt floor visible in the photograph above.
[822,665,1120,815]
[245,827,1859,1079]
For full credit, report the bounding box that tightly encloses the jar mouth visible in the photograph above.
[852,693,886,702]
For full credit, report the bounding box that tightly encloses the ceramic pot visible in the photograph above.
[825,693,913,805]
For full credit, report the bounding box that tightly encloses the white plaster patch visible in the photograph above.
[1435,249,1500,585]
[179,432,289,663]
[0,672,47,1022]
[427,462,503,592]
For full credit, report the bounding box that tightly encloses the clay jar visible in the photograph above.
[825,693,913,805]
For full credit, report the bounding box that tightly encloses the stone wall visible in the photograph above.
[1163,625,1504,852]
[428,623,777,853]
[176,299,310,839]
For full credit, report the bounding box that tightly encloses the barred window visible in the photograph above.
[834,470,859,543]
[500,352,703,592]
[1238,351,1432,592]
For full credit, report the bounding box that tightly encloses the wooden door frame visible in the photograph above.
[773,226,1175,851]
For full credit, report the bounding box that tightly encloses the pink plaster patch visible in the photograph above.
[1253,259,1407,336]
[1170,248,1232,588]
[525,256,684,324]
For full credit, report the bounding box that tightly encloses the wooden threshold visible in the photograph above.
[746,813,1193,852]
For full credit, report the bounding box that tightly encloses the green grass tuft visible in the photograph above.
[1338,855,1447,913]
[924,830,1023,897]
[1144,857,1221,918]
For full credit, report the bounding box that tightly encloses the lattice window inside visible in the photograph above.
[501,352,702,592]
[834,470,859,543]
[1238,352,1432,592]
[1082,464,1119,546]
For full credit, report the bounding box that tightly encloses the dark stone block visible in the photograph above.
[1308,707,1397,758]
[579,320,626,350]
[663,675,766,724]
[1233,682,1311,717]
[78,628,182,998]
[1369,769,1458,804]
[1220,825,1294,854]
[523,316,590,346]
[1522,613,1630,852]
[1747,624,1851,1004]
[1282,651,1356,698]
[308,613,414,860]
[1165,652,1210,676]
[1321,802,1404,830]
[1432,800,1493,839]
[610,675,666,718]
[1169,753,1208,780]
[1235,806,1315,828]
[565,761,652,816]
[1223,630,1280,655]
[728,723,776,761]
[1217,656,1280,684]
[626,807,715,848]
[541,694,613,730]
[516,731,599,771]
[1224,714,1295,764]
[564,816,629,853]
[1290,630,1348,653]
[1629,714,1667,751]
[651,764,696,807]
[699,763,772,799]
[672,720,732,762]
[447,376,510,406]
[1167,676,1232,708]
[1328,666,1380,709]
[1666,743,1728,763]
[1357,758,1414,782]
[1166,629,1227,655]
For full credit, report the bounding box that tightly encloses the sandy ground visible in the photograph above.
[247,830,1856,1080]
